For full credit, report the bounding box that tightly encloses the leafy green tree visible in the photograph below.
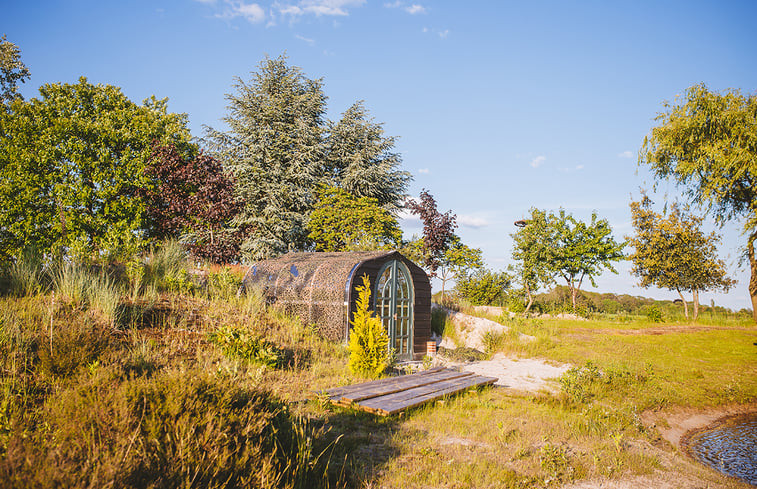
[639,84,757,321]
[455,268,511,306]
[325,101,411,211]
[348,274,390,378]
[205,55,327,260]
[0,35,30,104]
[547,210,625,311]
[628,195,734,320]
[436,238,484,301]
[0,77,191,262]
[510,208,555,314]
[306,186,402,251]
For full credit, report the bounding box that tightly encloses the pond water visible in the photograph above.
[686,414,757,486]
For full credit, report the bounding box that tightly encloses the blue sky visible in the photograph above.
[5,0,757,310]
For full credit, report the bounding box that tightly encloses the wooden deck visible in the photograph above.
[319,368,497,416]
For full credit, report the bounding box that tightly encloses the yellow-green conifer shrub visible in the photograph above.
[348,274,390,378]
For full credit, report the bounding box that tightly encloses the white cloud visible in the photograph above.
[418,168,430,174]
[212,1,266,23]
[530,155,546,168]
[276,0,366,17]
[422,26,429,33]
[236,2,265,22]
[458,215,488,228]
[383,0,402,7]
[195,0,217,4]
[438,29,449,39]
[405,4,426,14]
[618,150,633,159]
[576,164,584,170]
[295,34,315,45]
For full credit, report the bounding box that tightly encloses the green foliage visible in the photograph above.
[0,35,30,104]
[628,194,735,320]
[646,306,663,323]
[0,77,192,263]
[513,209,625,311]
[640,84,757,321]
[207,55,412,260]
[511,208,556,313]
[307,186,402,251]
[437,239,484,299]
[209,324,284,368]
[455,268,511,306]
[348,275,390,378]
[430,306,449,336]
[325,101,411,212]
[205,55,326,260]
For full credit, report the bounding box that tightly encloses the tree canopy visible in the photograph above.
[511,208,624,311]
[511,208,555,314]
[205,55,326,260]
[639,84,757,320]
[206,55,411,261]
[0,35,30,104]
[628,195,734,320]
[0,77,192,263]
[143,143,241,263]
[325,101,411,212]
[306,186,402,252]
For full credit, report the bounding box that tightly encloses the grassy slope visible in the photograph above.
[1,270,755,488]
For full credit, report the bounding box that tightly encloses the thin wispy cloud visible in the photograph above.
[206,0,266,23]
[295,34,315,45]
[418,168,430,174]
[618,150,633,158]
[530,155,546,168]
[276,0,366,18]
[421,26,450,38]
[459,215,488,228]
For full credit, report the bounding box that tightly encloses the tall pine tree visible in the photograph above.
[205,55,327,260]
[325,101,411,212]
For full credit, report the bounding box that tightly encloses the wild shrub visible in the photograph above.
[348,274,389,378]
[1,367,336,489]
[430,306,448,336]
[209,324,284,368]
[645,305,663,323]
[481,330,508,356]
[6,249,49,296]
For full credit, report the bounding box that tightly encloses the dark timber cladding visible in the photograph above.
[241,251,432,360]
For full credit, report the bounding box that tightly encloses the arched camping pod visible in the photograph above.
[241,251,431,361]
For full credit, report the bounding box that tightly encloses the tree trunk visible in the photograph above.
[523,281,533,315]
[692,289,699,321]
[749,232,757,323]
[677,288,689,320]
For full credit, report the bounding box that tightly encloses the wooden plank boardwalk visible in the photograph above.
[318,368,497,416]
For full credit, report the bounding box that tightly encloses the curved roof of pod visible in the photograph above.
[242,251,395,304]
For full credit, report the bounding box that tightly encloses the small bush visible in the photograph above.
[646,306,663,323]
[348,275,390,378]
[430,306,448,336]
[209,324,284,368]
